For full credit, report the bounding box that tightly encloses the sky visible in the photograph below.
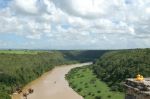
[0,0,150,49]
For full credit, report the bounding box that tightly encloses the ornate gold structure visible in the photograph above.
[135,74,144,81]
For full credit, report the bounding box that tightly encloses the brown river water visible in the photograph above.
[11,62,92,99]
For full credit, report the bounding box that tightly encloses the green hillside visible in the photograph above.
[93,49,150,91]
[0,50,107,99]
[61,50,108,62]
[66,48,150,99]
[66,66,124,99]
[0,51,76,99]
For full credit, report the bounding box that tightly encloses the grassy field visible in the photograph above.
[0,50,47,54]
[66,66,124,99]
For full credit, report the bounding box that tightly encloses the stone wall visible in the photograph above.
[124,78,150,99]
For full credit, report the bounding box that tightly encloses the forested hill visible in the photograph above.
[0,50,108,99]
[93,48,150,91]
[0,51,76,99]
[60,50,109,62]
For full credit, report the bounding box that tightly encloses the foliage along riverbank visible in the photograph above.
[66,66,124,99]
[66,48,150,99]
[0,50,107,99]
[93,49,150,92]
[0,51,77,99]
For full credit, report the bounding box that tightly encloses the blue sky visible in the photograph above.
[0,0,11,8]
[0,0,150,49]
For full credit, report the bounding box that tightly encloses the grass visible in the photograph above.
[66,66,124,99]
[0,50,47,54]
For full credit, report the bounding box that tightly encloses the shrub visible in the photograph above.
[107,95,111,98]
[95,96,101,99]
[77,88,82,92]
[91,93,95,96]
[88,92,91,95]
[97,90,101,93]
[0,92,11,99]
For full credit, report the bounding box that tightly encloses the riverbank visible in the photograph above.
[11,62,92,99]
[66,66,124,99]
[0,51,78,99]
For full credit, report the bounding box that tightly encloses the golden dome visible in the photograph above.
[135,74,144,81]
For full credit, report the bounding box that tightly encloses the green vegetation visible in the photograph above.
[93,49,150,91]
[61,50,108,62]
[66,48,150,99]
[0,50,106,99]
[0,92,10,99]
[0,51,77,99]
[66,66,124,99]
[0,50,47,54]
[1,49,150,99]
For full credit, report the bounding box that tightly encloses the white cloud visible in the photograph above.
[11,0,48,15]
[0,0,150,49]
[14,0,38,14]
[52,0,128,19]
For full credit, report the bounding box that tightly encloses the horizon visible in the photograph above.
[0,48,149,50]
[0,0,150,49]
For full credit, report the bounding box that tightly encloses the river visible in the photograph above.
[11,62,92,99]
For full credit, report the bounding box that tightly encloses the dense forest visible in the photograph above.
[0,51,76,99]
[0,50,107,99]
[60,50,108,62]
[93,48,150,92]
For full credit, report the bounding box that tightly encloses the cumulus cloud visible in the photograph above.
[14,0,38,14]
[11,0,48,15]
[0,0,150,49]
[52,0,124,19]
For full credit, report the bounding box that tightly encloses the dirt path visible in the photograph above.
[11,62,92,99]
